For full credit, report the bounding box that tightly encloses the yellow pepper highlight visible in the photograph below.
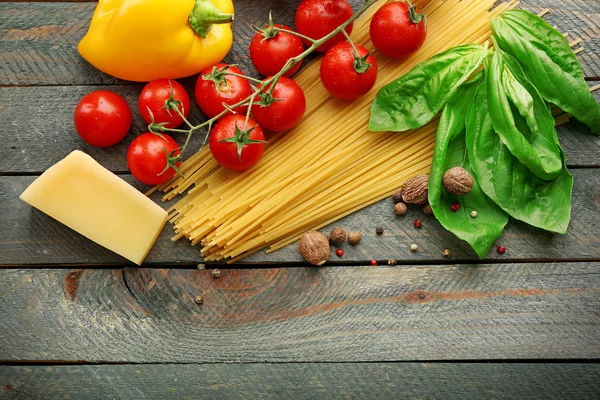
[78,0,234,82]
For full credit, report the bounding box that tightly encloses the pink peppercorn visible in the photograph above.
[497,246,506,254]
[414,219,422,229]
[336,249,344,257]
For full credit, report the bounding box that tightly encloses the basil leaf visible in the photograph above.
[492,10,600,134]
[486,49,562,180]
[429,75,509,259]
[466,72,573,234]
[369,44,489,132]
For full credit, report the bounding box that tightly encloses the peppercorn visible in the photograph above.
[348,231,361,245]
[392,188,403,203]
[370,259,377,266]
[387,258,397,265]
[470,211,478,218]
[394,202,408,216]
[212,269,221,278]
[414,219,422,229]
[497,245,506,254]
[451,203,460,212]
[376,227,384,235]
[330,227,346,245]
[336,248,344,257]
[422,204,433,216]
[443,249,452,258]
[411,244,419,252]
[195,295,204,304]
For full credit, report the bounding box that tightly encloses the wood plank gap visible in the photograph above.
[2,359,600,366]
[3,257,600,269]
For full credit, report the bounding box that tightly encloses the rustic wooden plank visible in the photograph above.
[1,86,599,174]
[0,84,209,174]
[0,1,598,86]
[2,168,599,265]
[1,363,599,400]
[1,263,599,362]
[0,0,298,86]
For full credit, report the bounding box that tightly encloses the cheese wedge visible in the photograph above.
[20,150,168,265]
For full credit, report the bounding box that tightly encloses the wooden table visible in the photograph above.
[1,0,599,398]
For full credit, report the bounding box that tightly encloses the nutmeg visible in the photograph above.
[329,227,346,245]
[299,231,330,266]
[348,231,361,245]
[401,174,429,204]
[442,167,473,196]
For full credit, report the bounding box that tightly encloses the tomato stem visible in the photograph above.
[274,27,317,45]
[405,0,425,25]
[341,29,372,74]
[153,0,379,176]
[224,71,264,84]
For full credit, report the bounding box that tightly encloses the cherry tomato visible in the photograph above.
[252,77,306,132]
[295,0,354,53]
[209,115,266,170]
[73,90,132,147]
[369,1,427,58]
[250,24,304,77]
[138,79,190,129]
[320,41,378,100]
[127,133,180,185]
[195,64,253,120]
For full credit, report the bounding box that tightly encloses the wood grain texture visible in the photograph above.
[1,363,600,400]
[1,87,599,174]
[1,263,599,362]
[2,168,599,265]
[0,1,599,86]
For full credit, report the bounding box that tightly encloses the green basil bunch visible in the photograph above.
[369,9,598,258]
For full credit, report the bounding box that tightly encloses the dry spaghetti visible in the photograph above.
[153,0,579,262]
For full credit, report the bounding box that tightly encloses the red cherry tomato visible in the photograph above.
[320,41,378,100]
[250,24,304,77]
[295,0,354,53]
[138,79,190,129]
[195,64,253,120]
[209,115,266,170]
[252,77,306,132]
[73,90,132,147]
[369,1,427,58]
[127,133,180,185]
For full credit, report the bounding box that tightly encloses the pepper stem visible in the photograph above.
[189,0,234,38]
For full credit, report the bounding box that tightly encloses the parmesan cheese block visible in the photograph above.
[20,150,168,265]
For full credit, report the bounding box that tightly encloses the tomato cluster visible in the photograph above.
[73,0,427,183]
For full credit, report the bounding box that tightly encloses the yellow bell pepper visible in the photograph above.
[78,0,234,82]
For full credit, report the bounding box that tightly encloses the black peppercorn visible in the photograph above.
[376,227,384,235]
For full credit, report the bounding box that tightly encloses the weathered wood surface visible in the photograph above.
[1,263,598,362]
[1,87,598,174]
[2,168,599,265]
[1,363,600,400]
[0,0,599,87]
